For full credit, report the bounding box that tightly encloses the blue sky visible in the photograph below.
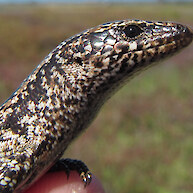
[0,0,192,3]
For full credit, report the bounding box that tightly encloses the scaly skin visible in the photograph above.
[0,19,192,192]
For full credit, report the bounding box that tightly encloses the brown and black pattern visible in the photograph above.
[0,19,192,192]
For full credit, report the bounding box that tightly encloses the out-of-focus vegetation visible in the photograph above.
[0,3,193,193]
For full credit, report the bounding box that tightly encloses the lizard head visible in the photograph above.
[80,19,193,71]
[58,20,192,94]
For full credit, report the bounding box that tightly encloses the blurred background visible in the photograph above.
[0,1,193,193]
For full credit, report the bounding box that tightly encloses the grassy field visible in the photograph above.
[0,3,193,193]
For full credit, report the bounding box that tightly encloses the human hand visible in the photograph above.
[24,171,105,193]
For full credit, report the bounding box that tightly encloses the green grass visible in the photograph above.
[0,3,193,193]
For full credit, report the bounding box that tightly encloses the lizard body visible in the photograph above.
[0,19,192,192]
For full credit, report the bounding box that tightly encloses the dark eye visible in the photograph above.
[123,25,143,38]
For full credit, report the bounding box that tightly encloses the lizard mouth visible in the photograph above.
[170,24,193,48]
[155,24,193,50]
[140,24,193,58]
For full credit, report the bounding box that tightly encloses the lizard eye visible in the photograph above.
[123,25,143,38]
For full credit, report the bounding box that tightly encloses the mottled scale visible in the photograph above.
[0,19,192,193]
